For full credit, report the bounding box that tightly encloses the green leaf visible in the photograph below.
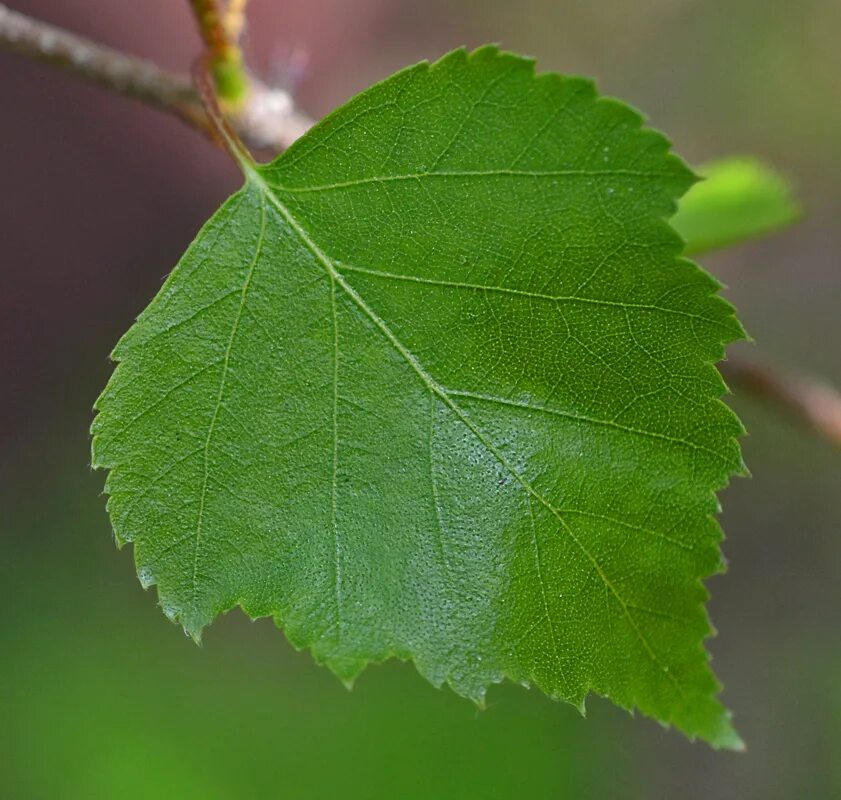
[92,47,746,748]
[673,157,800,255]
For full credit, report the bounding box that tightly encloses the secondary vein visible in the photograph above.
[189,194,267,610]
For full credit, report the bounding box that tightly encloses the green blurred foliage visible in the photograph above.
[673,158,800,256]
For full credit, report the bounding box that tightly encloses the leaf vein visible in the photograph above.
[189,196,268,605]
[335,262,725,327]
[270,168,679,195]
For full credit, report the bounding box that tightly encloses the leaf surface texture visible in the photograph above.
[93,47,745,747]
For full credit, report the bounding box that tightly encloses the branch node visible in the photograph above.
[0,3,313,154]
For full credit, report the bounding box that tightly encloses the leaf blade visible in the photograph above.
[93,47,746,747]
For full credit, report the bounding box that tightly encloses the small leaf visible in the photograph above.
[92,47,746,747]
[674,157,800,255]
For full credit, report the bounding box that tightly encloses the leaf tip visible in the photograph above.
[710,713,746,752]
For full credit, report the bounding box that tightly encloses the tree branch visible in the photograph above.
[0,3,312,153]
[0,3,202,125]
[723,357,841,448]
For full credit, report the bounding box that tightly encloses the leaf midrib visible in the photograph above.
[244,167,684,695]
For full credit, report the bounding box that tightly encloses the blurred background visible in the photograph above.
[1,1,839,797]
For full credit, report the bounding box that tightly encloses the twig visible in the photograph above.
[723,357,841,448]
[188,0,248,105]
[0,3,312,153]
[0,3,204,128]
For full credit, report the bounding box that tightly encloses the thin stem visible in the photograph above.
[188,0,249,105]
[723,356,841,448]
[0,3,312,153]
[192,53,254,169]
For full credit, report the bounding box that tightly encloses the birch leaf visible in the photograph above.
[92,47,746,748]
